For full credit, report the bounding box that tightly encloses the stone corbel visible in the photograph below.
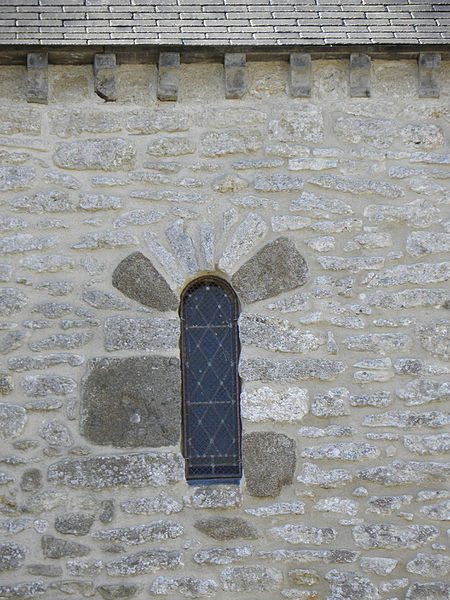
[349,53,371,98]
[94,54,117,102]
[289,53,311,98]
[26,53,48,104]
[224,53,246,99]
[157,52,180,102]
[418,53,440,98]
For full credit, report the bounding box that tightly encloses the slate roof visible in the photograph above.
[0,1,448,46]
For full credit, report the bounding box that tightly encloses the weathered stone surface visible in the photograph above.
[0,288,27,316]
[326,570,379,600]
[218,212,267,274]
[240,358,345,382]
[104,316,178,352]
[81,356,180,448]
[243,432,295,497]
[8,353,83,372]
[50,109,121,137]
[149,575,217,597]
[20,254,75,272]
[357,460,450,486]
[48,452,184,489]
[240,313,322,353]
[146,136,195,157]
[120,495,182,516]
[407,553,450,577]
[0,403,26,439]
[92,520,183,545]
[66,557,103,576]
[367,494,411,515]
[257,548,359,564]
[201,128,262,157]
[365,262,450,288]
[0,330,28,354]
[406,582,450,600]
[0,581,45,598]
[271,523,336,545]
[301,442,379,461]
[352,523,438,549]
[112,252,177,312]
[97,584,140,600]
[31,301,72,318]
[397,378,450,406]
[42,535,90,558]
[313,497,358,516]
[79,193,122,211]
[188,486,241,509]
[21,490,67,514]
[105,549,182,576]
[365,288,449,309]
[113,209,165,228]
[29,332,93,351]
[72,230,137,250]
[317,256,385,272]
[310,174,403,198]
[363,410,450,429]
[416,320,450,359]
[165,219,198,273]
[297,463,352,488]
[334,116,394,148]
[241,386,308,422]
[220,565,282,592]
[53,138,135,171]
[407,232,450,257]
[255,174,304,192]
[342,333,411,354]
[420,499,450,520]
[0,233,56,254]
[82,289,129,311]
[194,518,258,541]
[10,190,74,214]
[26,563,62,577]
[193,546,252,565]
[0,541,26,572]
[360,556,397,576]
[54,512,95,535]
[0,166,35,191]
[290,191,352,217]
[127,111,189,134]
[20,469,42,492]
[21,375,76,396]
[299,425,356,438]
[400,123,445,148]
[269,107,324,143]
[311,388,350,418]
[231,237,308,303]
[403,433,450,455]
[39,420,73,447]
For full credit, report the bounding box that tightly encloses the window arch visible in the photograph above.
[180,276,241,483]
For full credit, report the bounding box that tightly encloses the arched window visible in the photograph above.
[180,276,241,483]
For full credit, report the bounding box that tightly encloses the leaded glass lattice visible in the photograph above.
[180,276,241,481]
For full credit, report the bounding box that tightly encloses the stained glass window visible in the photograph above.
[180,276,241,483]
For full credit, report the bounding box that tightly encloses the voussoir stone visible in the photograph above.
[220,565,282,592]
[243,432,295,497]
[112,252,178,312]
[53,138,135,171]
[47,452,184,489]
[232,237,308,303]
[194,517,259,541]
[81,356,181,448]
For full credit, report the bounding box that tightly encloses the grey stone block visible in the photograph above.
[224,53,246,99]
[94,53,117,102]
[194,517,258,541]
[55,513,95,536]
[158,52,180,102]
[289,53,311,98]
[349,53,371,98]
[418,53,441,98]
[41,535,90,559]
[27,53,48,105]
[232,237,308,303]
[243,432,295,497]
[81,356,181,448]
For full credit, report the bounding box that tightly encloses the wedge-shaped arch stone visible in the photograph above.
[243,432,295,497]
[232,237,308,303]
[81,356,181,448]
[112,252,178,312]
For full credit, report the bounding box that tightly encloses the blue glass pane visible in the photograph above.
[181,277,241,481]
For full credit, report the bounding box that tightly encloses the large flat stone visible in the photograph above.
[81,356,181,448]
[243,432,295,497]
[105,549,182,576]
[104,317,178,352]
[240,358,345,382]
[112,252,178,312]
[53,138,135,171]
[232,237,308,303]
[47,452,184,489]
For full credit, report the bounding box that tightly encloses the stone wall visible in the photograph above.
[0,59,449,600]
